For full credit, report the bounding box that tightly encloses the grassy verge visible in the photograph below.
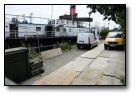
[58,41,76,52]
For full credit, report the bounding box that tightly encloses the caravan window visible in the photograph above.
[36,27,41,31]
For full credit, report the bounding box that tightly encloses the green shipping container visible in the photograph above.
[5,47,30,84]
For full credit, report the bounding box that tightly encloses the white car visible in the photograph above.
[77,32,98,49]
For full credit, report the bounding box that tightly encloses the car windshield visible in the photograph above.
[107,32,123,38]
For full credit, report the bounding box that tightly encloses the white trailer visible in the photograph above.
[18,24,46,37]
[77,32,99,49]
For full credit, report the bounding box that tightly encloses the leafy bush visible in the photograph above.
[58,41,78,51]
[100,28,109,39]
[28,48,40,58]
[58,42,71,51]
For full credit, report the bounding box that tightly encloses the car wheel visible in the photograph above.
[89,45,92,50]
[122,45,125,50]
[95,42,98,47]
[77,45,80,49]
[104,45,108,50]
[123,45,125,50]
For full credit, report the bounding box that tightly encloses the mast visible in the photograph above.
[70,5,76,24]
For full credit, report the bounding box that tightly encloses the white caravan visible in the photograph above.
[77,32,99,49]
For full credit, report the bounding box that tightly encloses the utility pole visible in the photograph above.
[88,11,91,33]
[30,13,33,24]
[108,22,109,30]
[37,33,40,54]
[51,5,53,20]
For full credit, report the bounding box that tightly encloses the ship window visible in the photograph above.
[36,27,41,31]
[56,27,60,31]
[52,20,55,24]
[63,28,66,32]
[45,26,53,31]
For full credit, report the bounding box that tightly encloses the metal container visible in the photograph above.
[5,47,30,84]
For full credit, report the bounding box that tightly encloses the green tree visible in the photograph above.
[100,28,109,39]
[87,5,126,31]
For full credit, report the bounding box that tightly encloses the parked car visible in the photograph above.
[77,32,98,49]
[104,31,125,50]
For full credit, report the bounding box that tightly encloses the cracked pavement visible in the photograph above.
[72,47,125,85]
[25,43,125,85]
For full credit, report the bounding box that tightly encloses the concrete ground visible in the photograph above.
[22,41,103,85]
[22,40,125,85]
[72,49,125,85]
[32,43,125,85]
[22,44,90,85]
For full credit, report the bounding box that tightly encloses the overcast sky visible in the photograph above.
[5,5,120,29]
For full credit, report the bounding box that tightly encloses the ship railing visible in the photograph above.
[5,30,18,39]
[30,44,58,52]
[5,31,49,39]
[45,31,55,38]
